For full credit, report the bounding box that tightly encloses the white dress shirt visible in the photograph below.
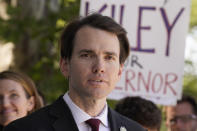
[63,92,110,131]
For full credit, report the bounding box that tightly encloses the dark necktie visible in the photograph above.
[85,118,101,131]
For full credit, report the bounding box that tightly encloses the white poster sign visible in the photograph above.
[80,0,191,105]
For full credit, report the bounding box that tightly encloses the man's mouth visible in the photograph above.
[88,79,106,84]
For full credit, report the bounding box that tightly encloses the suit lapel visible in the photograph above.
[108,107,119,131]
[49,96,79,131]
[49,97,129,131]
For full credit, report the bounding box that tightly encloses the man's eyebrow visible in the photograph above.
[104,51,118,57]
[78,49,94,54]
[78,49,118,57]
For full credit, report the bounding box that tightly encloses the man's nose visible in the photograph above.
[92,58,105,73]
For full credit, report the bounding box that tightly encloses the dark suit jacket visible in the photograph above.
[3,96,145,131]
[0,125,3,131]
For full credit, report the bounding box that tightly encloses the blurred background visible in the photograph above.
[0,0,81,103]
[183,0,197,99]
[0,0,196,130]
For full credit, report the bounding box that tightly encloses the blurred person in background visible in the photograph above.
[165,95,197,131]
[0,71,44,130]
[115,96,162,131]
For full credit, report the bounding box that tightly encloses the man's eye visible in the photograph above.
[81,54,89,57]
[105,55,114,60]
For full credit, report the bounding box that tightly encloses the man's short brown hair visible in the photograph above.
[60,13,130,64]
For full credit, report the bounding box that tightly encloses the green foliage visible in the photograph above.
[0,0,80,103]
[183,74,197,100]
[190,0,197,29]
[183,60,197,100]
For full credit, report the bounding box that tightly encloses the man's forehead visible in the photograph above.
[75,25,116,39]
[175,102,194,114]
[73,25,120,54]
[76,25,96,35]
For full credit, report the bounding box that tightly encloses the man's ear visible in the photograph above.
[60,58,69,78]
[118,64,124,79]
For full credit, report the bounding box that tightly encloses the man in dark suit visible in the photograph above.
[4,13,145,131]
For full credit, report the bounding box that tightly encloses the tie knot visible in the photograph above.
[85,118,101,131]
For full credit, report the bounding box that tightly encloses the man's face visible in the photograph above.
[166,102,197,131]
[61,26,123,100]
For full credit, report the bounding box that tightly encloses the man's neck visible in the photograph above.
[68,91,106,117]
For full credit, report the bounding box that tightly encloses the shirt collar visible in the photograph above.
[63,92,109,127]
